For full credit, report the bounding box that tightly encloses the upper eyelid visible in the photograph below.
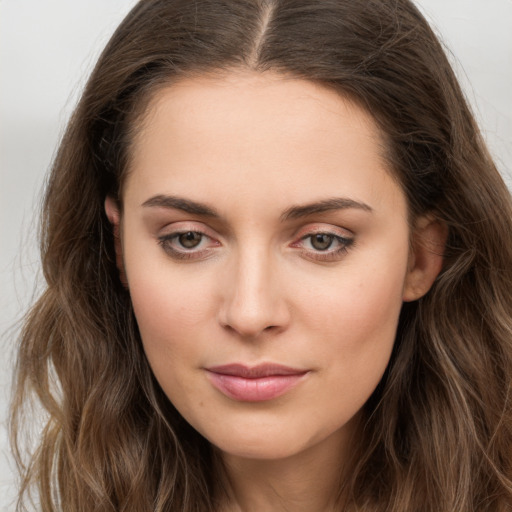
[156,222,354,244]
[158,230,216,247]
[294,233,352,248]
[158,221,218,238]
[154,215,352,232]
[292,223,354,239]
[299,230,352,240]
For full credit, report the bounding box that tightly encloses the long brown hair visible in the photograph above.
[11,0,512,510]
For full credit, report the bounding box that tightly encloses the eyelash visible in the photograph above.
[293,232,354,262]
[157,229,354,262]
[157,231,216,260]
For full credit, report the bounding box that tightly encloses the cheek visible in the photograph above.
[131,279,209,329]
[123,235,220,368]
[127,270,216,411]
[129,273,214,345]
[294,246,408,399]
[301,253,406,343]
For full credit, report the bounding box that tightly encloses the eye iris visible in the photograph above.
[311,234,333,251]
[178,232,202,249]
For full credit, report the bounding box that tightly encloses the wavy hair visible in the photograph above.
[11,0,512,510]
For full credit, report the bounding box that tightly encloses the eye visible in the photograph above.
[291,228,355,262]
[157,229,219,260]
[177,231,203,249]
[308,233,336,251]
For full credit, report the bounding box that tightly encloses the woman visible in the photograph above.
[11,0,512,510]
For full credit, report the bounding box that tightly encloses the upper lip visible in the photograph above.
[206,363,308,378]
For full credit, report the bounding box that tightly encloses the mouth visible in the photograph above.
[205,363,310,402]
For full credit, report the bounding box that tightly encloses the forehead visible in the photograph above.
[123,71,403,217]
[132,71,384,160]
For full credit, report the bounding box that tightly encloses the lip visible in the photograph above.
[205,363,309,402]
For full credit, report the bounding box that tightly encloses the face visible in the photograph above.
[108,71,442,463]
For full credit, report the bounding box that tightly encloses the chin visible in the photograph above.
[212,433,310,461]
[200,416,353,463]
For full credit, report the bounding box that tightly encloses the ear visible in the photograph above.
[105,196,128,288]
[403,216,447,302]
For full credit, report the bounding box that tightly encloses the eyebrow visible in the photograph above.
[141,194,373,220]
[280,197,373,221]
[142,195,219,217]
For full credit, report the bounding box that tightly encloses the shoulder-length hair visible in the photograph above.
[12,0,512,510]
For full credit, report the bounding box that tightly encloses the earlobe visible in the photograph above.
[403,216,447,302]
[105,196,128,288]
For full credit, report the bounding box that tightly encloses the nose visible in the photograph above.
[217,247,290,339]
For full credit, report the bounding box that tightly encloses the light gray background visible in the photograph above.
[1,1,511,509]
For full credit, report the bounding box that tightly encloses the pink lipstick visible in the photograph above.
[205,363,309,402]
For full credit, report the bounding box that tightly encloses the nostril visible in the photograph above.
[217,273,291,338]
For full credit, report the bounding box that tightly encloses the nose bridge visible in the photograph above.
[219,241,288,337]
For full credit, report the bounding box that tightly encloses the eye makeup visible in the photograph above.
[156,222,355,264]
[290,232,355,262]
[157,230,220,260]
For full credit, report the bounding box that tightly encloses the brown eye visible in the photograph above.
[158,229,219,261]
[310,233,334,251]
[178,231,203,249]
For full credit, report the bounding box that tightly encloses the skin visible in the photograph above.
[106,71,445,511]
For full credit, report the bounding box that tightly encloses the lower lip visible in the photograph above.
[206,372,307,402]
